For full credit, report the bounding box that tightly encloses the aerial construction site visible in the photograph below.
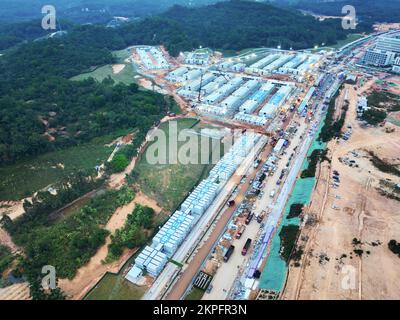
[117,42,344,300]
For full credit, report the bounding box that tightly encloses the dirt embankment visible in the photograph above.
[283,83,400,300]
[58,192,163,300]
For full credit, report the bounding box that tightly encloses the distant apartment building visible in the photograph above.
[392,56,400,74]
[363,49,395,67]
[375,35,400,54]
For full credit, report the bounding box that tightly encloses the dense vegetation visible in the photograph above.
[361,108,387,125]
[368,152,400,178]
[319,87,348,142]
[388,240,400,258]
[279,224,300,264]
[0,0,221,24]
[368,91,400,112]
[3,186,135,280]
[1,170,104,232]
[287,203,304,219]
[0,20,57,51]
[0,245,14,275]
[301,149,329,178]
[107,204,155,261]
[0,1,359,168]
[361,90,400,125]
[161,1,354,51]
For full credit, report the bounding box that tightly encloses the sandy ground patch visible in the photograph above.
[0,201,25,221]
[0,282,30,300]
[58,192,163,300]
[283,83,400,300]
[112,64,125,74]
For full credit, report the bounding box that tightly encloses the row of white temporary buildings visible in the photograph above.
[126,133,260,282]
[165,67,203,83]
[215,61,246,73]
[198,81,294,121]
[136,46,170,70]
[246,53,319,76]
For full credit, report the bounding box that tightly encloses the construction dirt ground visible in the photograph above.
[282,82,400,299]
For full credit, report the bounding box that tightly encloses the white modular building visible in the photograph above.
[130,133,261,280]
[234,112,268,126]
[149,47,170,69]
[231,63,246,72]
[205,77,244,105]
[297,55,319,74]
[185,73,216,92]
[125,265,143,283]
[218,61,236,71]
[180,180,220,215]
[133,245,168,277]
[259,85,293,118]
[201,76,228,95]
[278,54,307,74]
[166,67,188,82]
[263,55,295,73]
[137,47,169,70]
[250,54,280,70]
[219,79,259,113]
[152,211,195,256]
[184,69,202,81]
[137,48,153,69]
[239,82,275,114]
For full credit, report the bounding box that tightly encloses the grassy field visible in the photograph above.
[112,48,131,64]
[134,118,225,211]
[71,48,138,85]
[85,272,146,300]
[185,287,206,300]
[71,63,137,85]
[0,133,123,201]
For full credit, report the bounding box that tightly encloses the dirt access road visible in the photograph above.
[59,192,163,300]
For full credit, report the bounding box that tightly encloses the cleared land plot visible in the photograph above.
[0,135,118,201]
[70,48,137,84]
[71,63,137,85]
[134,118,225,211]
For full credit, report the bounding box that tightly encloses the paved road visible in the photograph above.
[143,137,267,300]
[165,137,269,300]
[203,116,308,299]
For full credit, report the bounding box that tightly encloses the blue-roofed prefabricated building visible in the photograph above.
[298,86,316,114]
[259,85,293,118]
[126,133,260,282]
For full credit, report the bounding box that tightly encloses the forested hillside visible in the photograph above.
[0,0,359,166]
[294,0,400,25]
[161,1,352,50]
[0,0,223,23]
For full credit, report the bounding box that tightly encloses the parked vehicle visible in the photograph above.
[228,200,235,207]
[270,189,276,198]
[242,238,252,256]
[224,245,235,262]
[257,211,266,223]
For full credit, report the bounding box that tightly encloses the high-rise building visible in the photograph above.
[363,49,395,67]
[375,35,400,54]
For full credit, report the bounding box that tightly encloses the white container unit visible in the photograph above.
[250,54,280,70]
[263,55,294,73]
[184,69,202,81]
[234,112,268,126]
[205,77,244,105]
